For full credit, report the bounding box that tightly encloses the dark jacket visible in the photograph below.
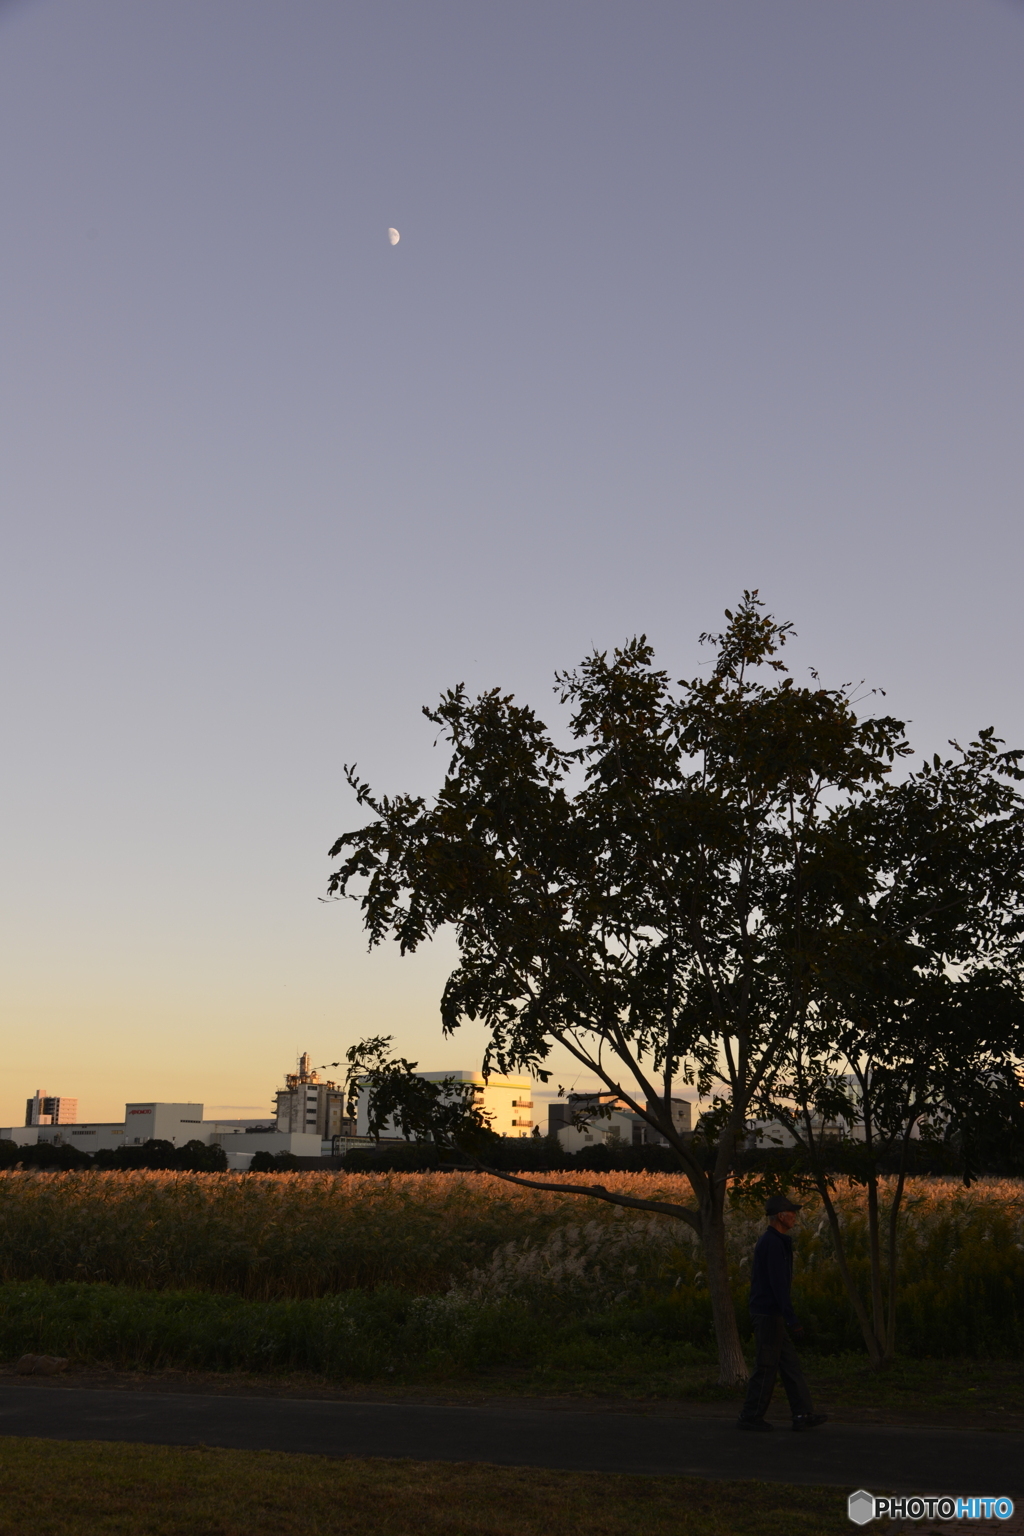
[748,1223,798,1327]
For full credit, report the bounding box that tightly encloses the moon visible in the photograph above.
[388,228,400,246]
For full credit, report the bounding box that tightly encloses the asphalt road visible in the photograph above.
[0,1381,1020,1496]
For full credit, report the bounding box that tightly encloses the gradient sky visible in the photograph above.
[2,0,1023,1126]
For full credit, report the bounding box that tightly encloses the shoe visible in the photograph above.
[792,1413,827,1432]
[737,1418,774,1432]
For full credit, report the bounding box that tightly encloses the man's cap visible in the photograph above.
[766,1194,803,1215]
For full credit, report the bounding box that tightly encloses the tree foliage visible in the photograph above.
[755,729,1024,1362]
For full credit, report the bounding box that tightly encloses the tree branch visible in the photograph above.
[466,1161,703,1235]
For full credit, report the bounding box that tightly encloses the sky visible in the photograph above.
[2,0,1023,1127]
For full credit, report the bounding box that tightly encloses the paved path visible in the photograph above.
[0,1382,1020,1497]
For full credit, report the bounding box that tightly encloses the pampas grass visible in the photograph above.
[0,1171,1021,1354]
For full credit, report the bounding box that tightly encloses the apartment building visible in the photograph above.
[25,1089,77,1126]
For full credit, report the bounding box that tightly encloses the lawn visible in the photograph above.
[0,1438,849,1536]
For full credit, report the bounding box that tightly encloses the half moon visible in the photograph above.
[388,228,400,245]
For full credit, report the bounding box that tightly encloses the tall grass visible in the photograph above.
[0,1170,695,1298]
[0,1172,1021,1357]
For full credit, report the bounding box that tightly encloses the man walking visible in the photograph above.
[737,1194,827,1432]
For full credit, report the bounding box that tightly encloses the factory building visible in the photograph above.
[0,1101,321,1168]
[274,1053,355,1140]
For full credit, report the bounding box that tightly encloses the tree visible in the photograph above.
[755,730,1024,1364]
[0,1139,92,1171]
[328,594,911,1383]
[248,1149,305,1172]
[94,1137,229,1172]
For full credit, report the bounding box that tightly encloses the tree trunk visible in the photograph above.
[814,1171,884,1367]
[884,1131,913,1360]
[701,1202,748,1385]
[865,1173,885,1348]
[802,1123,884,1366]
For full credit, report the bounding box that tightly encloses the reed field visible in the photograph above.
[0,1171,1022,1374]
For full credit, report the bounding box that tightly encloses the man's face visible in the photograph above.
[774,1209,799,1233]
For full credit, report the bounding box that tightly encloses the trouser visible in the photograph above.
[738,1312,814,1422]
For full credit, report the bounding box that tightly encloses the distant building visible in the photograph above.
[549,1092,691,1151]
[274,1052,355,1141]
[2,1058,541,1167]
[25,1090,77,1127]
[646,1096,692,1144]
[356,1070,535,1139]
[122,1103,206,1144]
[1,1099,322,1169]
[744,1073,893,1149]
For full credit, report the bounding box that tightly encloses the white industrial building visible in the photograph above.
[743,1074,917,1149]
[0,1101,322,1170]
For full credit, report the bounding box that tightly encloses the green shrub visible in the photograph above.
[0,1235,1021,1379]
[0,1280,538,1379]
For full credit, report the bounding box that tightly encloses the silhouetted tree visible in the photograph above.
[329,594,912,1382]
[757,730,1024,1364]
[95,1138,228,1172]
